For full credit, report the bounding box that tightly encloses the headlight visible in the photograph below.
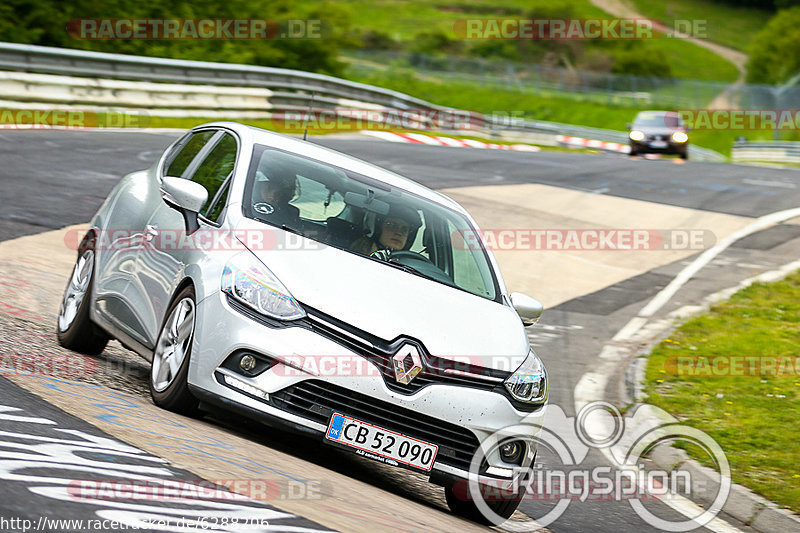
[222,252,305,321]
[629,130,645,141]
[504,349,548,405]
[672,131,688,143]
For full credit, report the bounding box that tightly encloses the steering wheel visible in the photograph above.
[387,250,435,264]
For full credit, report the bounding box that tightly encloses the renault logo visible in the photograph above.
[392,344,423,384]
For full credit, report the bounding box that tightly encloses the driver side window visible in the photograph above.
[189,133,237,223]
[165,130,216,178]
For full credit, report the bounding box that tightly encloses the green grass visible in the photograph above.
[628,0,772,52]
[645,37,738,82]
[298,0,611,42]
[644,270,800,511]
[350,69,649,127]
[347,68,756,155]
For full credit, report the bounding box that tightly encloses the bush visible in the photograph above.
[612,46,673,78]
[356,29,401,50]
[410,29,464,55]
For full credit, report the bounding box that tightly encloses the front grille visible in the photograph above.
[271,380,481,472]
[302,305,510,395]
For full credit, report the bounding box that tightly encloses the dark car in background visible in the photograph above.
[628,111,689,159]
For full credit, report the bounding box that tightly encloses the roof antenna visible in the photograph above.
[303,92,316,141]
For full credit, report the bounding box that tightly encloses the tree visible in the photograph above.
[0,0,348,75]
[746,6,800,84]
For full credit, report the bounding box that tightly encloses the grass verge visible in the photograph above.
[628,0,772,53]
[644,269,800,511]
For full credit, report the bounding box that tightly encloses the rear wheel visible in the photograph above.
[56,248,109,355]
[149,285,199,415]
[444,480,524,525]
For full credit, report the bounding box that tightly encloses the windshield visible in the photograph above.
[634,112,681,128]
[243,145,499,301]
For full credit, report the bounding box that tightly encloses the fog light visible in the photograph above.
[500,440,524,464]
[239,354,257,372]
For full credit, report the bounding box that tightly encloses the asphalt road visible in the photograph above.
[0,376,332,533]
[2,130,799,243]
[2,129,799,532]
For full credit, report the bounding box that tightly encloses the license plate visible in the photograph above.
[650,140,667,148]
[325,413,438,472]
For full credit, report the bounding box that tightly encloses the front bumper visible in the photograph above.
[630,140,688,155]
[188,291,546,482]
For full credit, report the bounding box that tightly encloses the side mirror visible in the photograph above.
[161,176,208,233]
[510,292,544,326]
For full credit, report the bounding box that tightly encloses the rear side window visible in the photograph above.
[165,130,216,178]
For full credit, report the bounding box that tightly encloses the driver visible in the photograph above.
[252,169,300,228]
[351,204,422,257]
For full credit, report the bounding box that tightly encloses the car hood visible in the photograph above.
[235,219,529,371]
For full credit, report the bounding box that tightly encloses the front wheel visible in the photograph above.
[57,249,109,355]
[149,285,199,415]
[444,480,524,525]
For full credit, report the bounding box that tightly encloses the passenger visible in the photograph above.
[251,170,301,228]
[351,204,422,257]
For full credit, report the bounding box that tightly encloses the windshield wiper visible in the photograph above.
[279,224,304,236]
[252,216,305,237]
[382,258,440,283]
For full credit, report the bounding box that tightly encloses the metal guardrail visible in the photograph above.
[732,140,800,163]
[0,42,459,114]
[0,41,725,161]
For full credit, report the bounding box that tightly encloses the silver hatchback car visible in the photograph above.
[57,122,548,523]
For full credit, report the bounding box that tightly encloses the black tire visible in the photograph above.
[444,480,524,525]
[680,151,688,160]
[149,285,199,415]
[628,148,637,157]
[56,249,109,356]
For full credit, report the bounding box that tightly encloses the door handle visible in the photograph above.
[144,224,158,241]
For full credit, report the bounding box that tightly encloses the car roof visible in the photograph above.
[195,121,467,215]
[635,110,679,118]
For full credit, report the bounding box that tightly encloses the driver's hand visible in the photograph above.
[370,249,392,261]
